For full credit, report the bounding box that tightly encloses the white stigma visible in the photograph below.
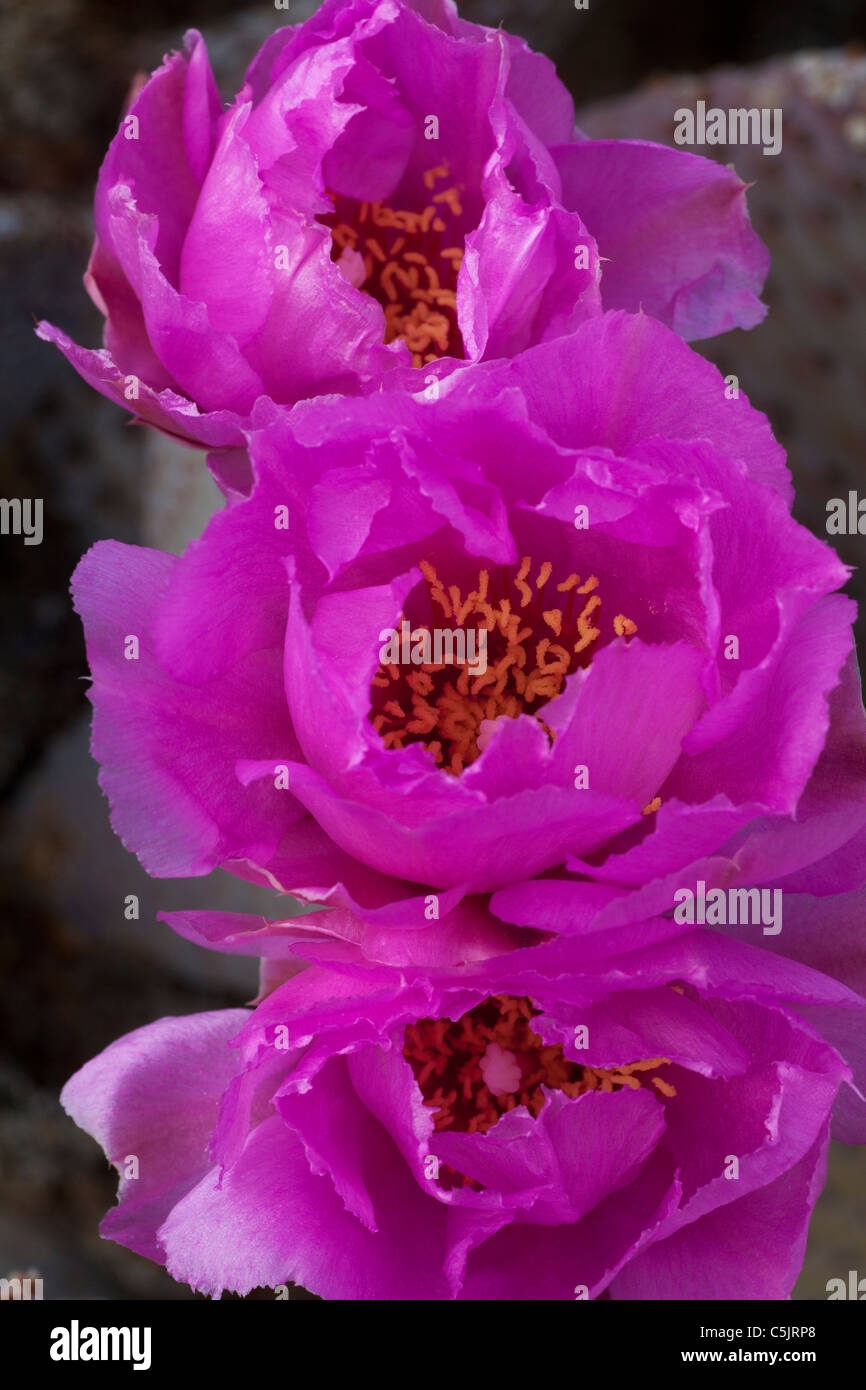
[479,1042,522,1096]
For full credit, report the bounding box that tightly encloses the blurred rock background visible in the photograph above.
[1,0,864,1300]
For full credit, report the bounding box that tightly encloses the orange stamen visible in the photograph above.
[404,995,676,1190]
[614,613,638,638]
[323,163,465,366]
[370,556,636,773]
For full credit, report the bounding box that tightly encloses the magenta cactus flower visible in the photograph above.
[70,312,859,912]
[37,0,768,469]
[61,926,861,1299]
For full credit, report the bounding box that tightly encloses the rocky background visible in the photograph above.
[1,0,864,1300]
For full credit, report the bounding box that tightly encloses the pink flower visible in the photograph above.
[61,927,859,1299]
[38,1,768,477]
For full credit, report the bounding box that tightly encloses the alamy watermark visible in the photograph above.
[673,880,782,935]
[0,497,42,545]
[827,1270,866,1299]
[378,620,488,676]
[50,1321,151,1371]
[674,101,782,156]
[0,1270,43,1300]
[826,491,866,535]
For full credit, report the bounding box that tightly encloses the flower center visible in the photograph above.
[370,556,637,774]
[404,995,676,1188]
[324,163,464,366]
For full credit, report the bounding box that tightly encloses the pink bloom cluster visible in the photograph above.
[49,0,865,1301]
